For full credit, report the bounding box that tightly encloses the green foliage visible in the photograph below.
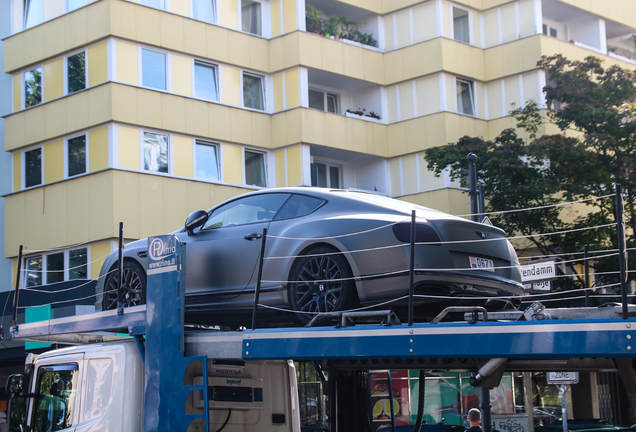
[25,68,42,108]
[424,55,636,301]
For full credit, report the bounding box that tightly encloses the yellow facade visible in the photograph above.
[88,42,109,87]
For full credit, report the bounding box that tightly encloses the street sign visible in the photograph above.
[547,372,579,384]
[523,281,551,291]
[520,260,556,283]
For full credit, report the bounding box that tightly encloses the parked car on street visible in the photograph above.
[95,187,523,325]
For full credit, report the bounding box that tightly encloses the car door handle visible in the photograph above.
[244,233,262,240]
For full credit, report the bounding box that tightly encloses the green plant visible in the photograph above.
[357,32,378,47]
[327,15,340,37]
[338,17,360,40]
[305,4,324,33]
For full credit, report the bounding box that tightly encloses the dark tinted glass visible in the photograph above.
[68,135,86,177]
[47,253,64,284]
[67,52,86,94]
[25,148,42,188]
[274,194,324,220]
[69,248,88,280]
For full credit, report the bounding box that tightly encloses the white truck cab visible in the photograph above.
[6,340,300,432]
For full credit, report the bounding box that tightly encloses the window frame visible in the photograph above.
[191,0,217,24]
[240,0,263,36]
[455,77,475,116]
[242,72,265,111]
[65,133,88,178]
[139,46,169,92]
[23,247,90,287]
[141,130,171,175]
[452,6,471,45]
[243,148,268,188]
[23,146,43,189]
[308,88,340,114]
[65,49,88,95]
[311,160,342,189]
[194,140,221,182]
[193,60,219,102]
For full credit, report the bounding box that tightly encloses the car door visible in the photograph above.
[176,193,291,295]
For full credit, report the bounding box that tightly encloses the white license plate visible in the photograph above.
[469,256,495,272]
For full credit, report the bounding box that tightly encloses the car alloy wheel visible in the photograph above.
[103,261,146,310]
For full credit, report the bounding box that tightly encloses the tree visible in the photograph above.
[423,55,636,300]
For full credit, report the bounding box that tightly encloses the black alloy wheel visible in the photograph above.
[289,247,356,324]
[102,261,146,310]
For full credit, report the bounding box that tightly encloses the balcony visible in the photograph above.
[541,0,606,54]
[606,23,636,64]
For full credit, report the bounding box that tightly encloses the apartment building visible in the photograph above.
[2,0,636,295]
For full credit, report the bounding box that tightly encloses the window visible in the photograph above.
[25,67,42,108]
[542,24,557,38]
[203,193,290,230]
[193,0,216,24]
[274,194,325,220]
[143,132,169,173]
[69,248,88,280]
[243,73,264,110]
[194,61,218,101]
[25,147,42,188]
[24,0,43,29]
[67,52,86,94]
[311,162,340,188]
[195,141,220,181]
[141,48,167,90]
[33,364,79,432]
[309,89,339,113]
[140,0,165,8]
[241,0,262,36]
[456,78,474,116]
[68,0,87,12]
[245,150,267,187]
[25,256,42,287]
[68,135,87,177]
[453,7,470,43]
[47,253,65,284]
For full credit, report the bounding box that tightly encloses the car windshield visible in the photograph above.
[202,193,290,229]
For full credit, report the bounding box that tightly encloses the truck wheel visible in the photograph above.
[289,247,356,324]
[102,261,146,310]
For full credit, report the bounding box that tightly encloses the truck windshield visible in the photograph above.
[32,364,79,432]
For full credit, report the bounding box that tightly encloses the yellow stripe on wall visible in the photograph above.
[282,0,297,33]
[118,125,141,170]
[276,149,286,187]
[44,140,64,183]
[172,54,192,97]
[13,73,21,112]
[44,59,64,102]
[90,242,112,279]
[88,42,109,87]
[173,135,194,178]
[219,0,238,30]
[221,66,241,107]
[89,127,109,172]
[13,153,21,192]
[116,41,139,85]
[223,144,243,185]
[271,0,281,37]
[285,69,299,109]
[274,73,284,111]
[287,146,302,186]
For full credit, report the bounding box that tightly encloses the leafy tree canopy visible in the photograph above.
[423,55,636,300]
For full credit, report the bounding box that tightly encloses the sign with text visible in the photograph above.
[523,281,551,291]
[547,372,579,384]
[147,235,178,276]
[520,260,556,283]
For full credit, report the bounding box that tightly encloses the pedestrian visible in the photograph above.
[467,408,482,432]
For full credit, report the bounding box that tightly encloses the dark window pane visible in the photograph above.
[25,257,42,287]
[274,194,324,220]
[311,163,327,187]
[68,135,86,177]
[69,248,88,280]
[195,142,219,180]
[47,253,65,284]
[143,132,169,173]
[141,49,166,90]
[309,89,324,111]
[25,68,42,108]
[245,150,266,186]
[329,166,340,189]
[33,364,79,432]
[25,148,42,188]
[327,94,337,113]
[67,52,86,94]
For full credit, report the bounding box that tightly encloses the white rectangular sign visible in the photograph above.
[547,372,579,384]
[523,281,551,291]
[520,260,556,282]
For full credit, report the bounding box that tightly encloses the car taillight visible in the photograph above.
[392,222,441,245]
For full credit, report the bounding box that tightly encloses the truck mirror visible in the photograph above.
[5,374,24,395]
[8,395,27,432]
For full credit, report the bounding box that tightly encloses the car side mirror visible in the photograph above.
[185,210,209,236]
[5,374,24,395]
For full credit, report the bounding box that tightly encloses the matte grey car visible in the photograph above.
[95,187,523,324]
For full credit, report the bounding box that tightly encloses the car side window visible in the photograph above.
[274,194,325,221]
[202,193,291,230]
[32,363,79,432]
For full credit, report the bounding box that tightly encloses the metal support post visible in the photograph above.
[251,228,268,330]
[388,370,397,432]
[478,184,486,221]
[468,153,479,223]
[558,384,570,432]
[480,387,492,432]
[616,184,629,319]
[117,222,124,315]
[584,245,590,307]
[409,210,416,326]
[12,245,24,327]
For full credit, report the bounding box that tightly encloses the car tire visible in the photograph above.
[289,247,356,324]
[102,261,146,310]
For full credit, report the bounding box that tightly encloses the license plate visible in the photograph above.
[469,256,495,272]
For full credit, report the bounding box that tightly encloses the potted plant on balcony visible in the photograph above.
[306,5,324,34]
[327,15,341,39]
